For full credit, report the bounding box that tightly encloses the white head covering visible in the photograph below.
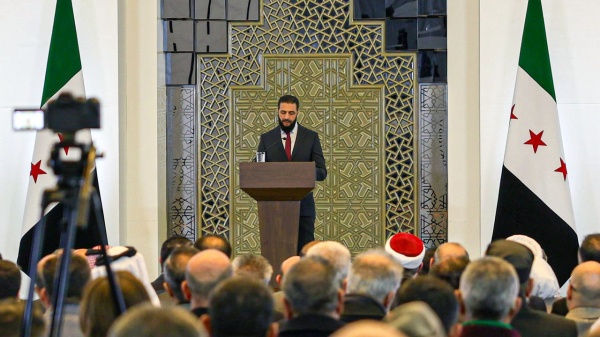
[507,235,561,298]
[385,233,426,269]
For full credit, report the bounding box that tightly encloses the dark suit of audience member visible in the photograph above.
[341,250,402,323]
[486,240,577,337]
[0,260,21,300]
[279,257,345,337]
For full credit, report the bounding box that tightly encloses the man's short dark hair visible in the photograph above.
[0,298,45,337]
[430,255,470,290]
[160,236,192,264]
[395,275,459,334]
[420,248,437,275]
[209,277,274,337]
[41,253,90,300]
[278,95,300,110]
[194,234,232,258]
[282,256,340,316]
[0,261,21,300]
[580,234,600,263]
[164,246,199,302]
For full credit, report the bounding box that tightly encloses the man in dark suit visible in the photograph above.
[257,95,327,253]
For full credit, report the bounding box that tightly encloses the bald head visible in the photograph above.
[184,249,232,305]
[434,243,469,264]
[281,256,300,275]
[331,321,408,337]
[568,261,600,309]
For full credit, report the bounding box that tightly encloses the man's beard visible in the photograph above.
[278,116,297,133]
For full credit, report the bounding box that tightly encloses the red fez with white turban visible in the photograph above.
[385,233,425,269]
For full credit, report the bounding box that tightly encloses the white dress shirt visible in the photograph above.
[280,122,298,154]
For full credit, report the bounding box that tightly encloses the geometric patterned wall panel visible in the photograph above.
[231,56,384,256]
[419,84,447,248]
[198,0,417,256]
[166,86,197,239]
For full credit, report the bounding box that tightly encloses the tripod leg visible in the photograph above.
[91,189,126,313]
[48,203,79,337]
[20,203,49,337]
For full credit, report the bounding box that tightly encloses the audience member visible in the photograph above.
[306,241,351,282]
[151,236,192,294]
[201,277,275,337]
[395,275,459,335]
[341,249,403,322]
[553,233,600,316]
[182,249,232,317]
[420,248,436,275]
[37,252,90,337]
[80,270,151,337]
[507,235,560,299]
[386,301,446,337]
[385,233,425,283]
[429,255,469,290]
[432,242,469,265]
[273,256,301,320]
[486,239,577,337]
[332,320,408,337]
[0,260,21,300]
[457,257,521,337]
[108,304,206,337]
[0,298,45,337]
[163,246,199,308]
[194,234,232,258]
[232,254,273,285]
[565,261,600,336]
[300,240,321,257]
[280,256,345,337]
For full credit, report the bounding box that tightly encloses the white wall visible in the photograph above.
[0,0,120,261]
[480,0,600,252]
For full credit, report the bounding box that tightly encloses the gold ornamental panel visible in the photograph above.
[198,0,416,256]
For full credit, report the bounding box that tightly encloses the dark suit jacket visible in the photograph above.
[278,314,344,337]
[460,322,521,337]
[552,297,569,316]
[151,273,165,294]
[341,293,386,323]
[258,124,327,216]
[512,301,577,337]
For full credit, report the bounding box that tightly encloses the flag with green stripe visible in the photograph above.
[492,0,578,286]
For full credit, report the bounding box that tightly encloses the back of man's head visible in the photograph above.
[282,256,341,317]
[0,298,45,337]
[580,234,600,263]
[306,241,351,280]
[395,275,458,334]
[164,246,200,302]
[160,236,192,265]
[459,257,520,322]
[108,304,205,337]
[568,261,600,310]
[277,256,300,286]
[429,256,470,290]
[41,252,91,301]
[433,243,469,264]
[485,239,534,296]
[194,235,232,258]
[0,260,21,300]
[232,255,273,285]
[384,233,425,280]
[207,277,274,337]
[185,249,232,304]
[346,250,403,309]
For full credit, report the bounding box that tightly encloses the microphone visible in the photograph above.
[252,137,286,162]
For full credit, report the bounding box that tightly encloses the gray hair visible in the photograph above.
[232,255,274,285]
[108,304,206,337]
[164,246,199,302]
[186,266,233,299]
[346,249,403,303]
[434,242,469,264]
[306,241,351,280]
[460,257,519,321]
[283,256,340,315]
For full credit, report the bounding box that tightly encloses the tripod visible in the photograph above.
[21,139,126,337]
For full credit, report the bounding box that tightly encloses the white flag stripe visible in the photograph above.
[21,71,91,235]
[503,67,575,228]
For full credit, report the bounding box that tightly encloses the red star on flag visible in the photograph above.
[510,104,518,120]
[555,158,568,181]
[57,133,69,155]
[524,130,547,153]
[30,160,47,183]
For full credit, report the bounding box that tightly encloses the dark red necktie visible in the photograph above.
[285,132,292,161]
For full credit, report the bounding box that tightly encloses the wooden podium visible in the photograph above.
[239,162,315,284]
